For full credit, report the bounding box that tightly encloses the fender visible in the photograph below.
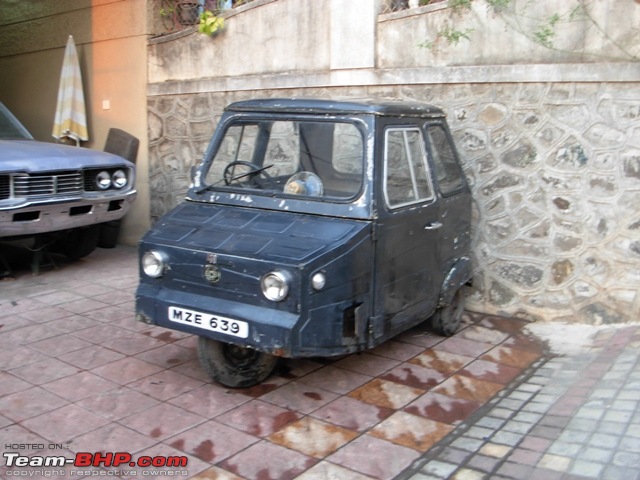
[439,256,472,307]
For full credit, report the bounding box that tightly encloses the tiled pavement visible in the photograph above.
[0,245,638,479]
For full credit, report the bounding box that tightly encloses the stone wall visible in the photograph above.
[147,0,640,324]
[147,78,640,325]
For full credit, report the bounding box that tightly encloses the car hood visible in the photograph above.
[0,139,131,173]
[144,201,371,264]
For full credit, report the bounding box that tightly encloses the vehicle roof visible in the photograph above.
[225,98,446,118]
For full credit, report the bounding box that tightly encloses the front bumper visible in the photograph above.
[0,190,136,238]
[136,283,298,356]
[136,282,367,358]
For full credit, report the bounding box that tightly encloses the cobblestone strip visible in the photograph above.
[399,326,640,480]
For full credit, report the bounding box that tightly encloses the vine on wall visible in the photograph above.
[420,0,639,62]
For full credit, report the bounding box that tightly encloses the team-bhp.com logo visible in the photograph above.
[3,451,188,476]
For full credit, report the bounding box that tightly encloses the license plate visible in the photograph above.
[168,306,249,339]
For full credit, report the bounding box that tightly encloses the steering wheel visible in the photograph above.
[223,161,272,186]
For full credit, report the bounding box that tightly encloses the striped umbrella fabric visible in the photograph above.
[52,35,88,146]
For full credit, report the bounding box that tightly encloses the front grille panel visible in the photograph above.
[13,171,83,198]
[0,175,9,200]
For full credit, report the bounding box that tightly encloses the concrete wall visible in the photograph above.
[147,0,640,324]
[0,0,151,245]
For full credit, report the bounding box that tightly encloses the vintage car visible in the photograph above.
[136,98,472,387]
[0,102,136,258]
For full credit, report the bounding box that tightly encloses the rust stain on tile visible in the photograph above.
[381,365,444,390]
[370,411,454,452]
[433,374,503,402]
[271,411,300,433]
[349,379,424,409]
[150,427,162,438]
[193,439,216,462]
[268,417,357,458]
[409,350,473,374]
[238,383,279,398]
[404,392,482,425]
[481,345,542,369]
[303,391,322,401]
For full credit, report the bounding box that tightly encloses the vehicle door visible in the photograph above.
[372,122,442,341]
[424,121,472,273]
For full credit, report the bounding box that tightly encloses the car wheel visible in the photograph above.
[197,337,278,388]
[431,288,465,337]
[55,225,100,260]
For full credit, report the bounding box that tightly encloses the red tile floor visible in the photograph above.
[0,246,547,480]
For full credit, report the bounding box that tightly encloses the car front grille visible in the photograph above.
[0,175,10,200]
[12,171,83,198]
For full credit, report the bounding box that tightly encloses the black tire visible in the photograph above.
[197,337,278,388]
[55,225,100,260]
[431,288,465,337]
[98,220,121,248]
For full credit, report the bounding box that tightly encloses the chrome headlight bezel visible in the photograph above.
[261,270,291,302]
[95,170,112,190]
[112,169,128,189]
[142,250,168,278]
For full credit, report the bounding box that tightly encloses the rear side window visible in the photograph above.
[427,124,465,195]
[384,128,434,208]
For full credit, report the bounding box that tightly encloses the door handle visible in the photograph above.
[424,221,443,230]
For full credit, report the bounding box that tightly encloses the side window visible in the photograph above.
[384,128,434,208]
[427,124,464,195]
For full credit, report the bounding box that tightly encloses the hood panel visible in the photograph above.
[147,201,370,264]
[0,140,131,173]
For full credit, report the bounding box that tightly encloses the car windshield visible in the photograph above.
[203,119,364,200]
[0,102,32,140]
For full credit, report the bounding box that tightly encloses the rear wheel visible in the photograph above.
[431,288,465,337]
[197,337,278,388]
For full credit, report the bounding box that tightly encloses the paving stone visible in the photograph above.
[419,460,458,478]
[570,459,605,478]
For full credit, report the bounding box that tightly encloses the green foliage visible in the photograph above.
[160,5,175,16]
[533,13,560,48]
[441,25,474,45]
[198,10,225,36]
[418,0,638,61]
[485,0,510,11]
[448,0,472,13]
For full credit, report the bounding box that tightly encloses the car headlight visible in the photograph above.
[96,171,111,190]
[112,170,127,189]
[261,270,291,301]
[142,250,168,278]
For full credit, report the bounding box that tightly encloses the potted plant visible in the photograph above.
[198,9,225,36]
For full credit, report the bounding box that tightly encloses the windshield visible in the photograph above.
[202,119,364,200]
[0,102,33,140]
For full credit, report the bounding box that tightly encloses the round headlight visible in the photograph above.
[112,170,127,189]
[311,272,326,291]
[142,251,168,278]
[95,171,112,190]
[261,271,290,301]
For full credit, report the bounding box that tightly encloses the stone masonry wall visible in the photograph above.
[148,82,640,324]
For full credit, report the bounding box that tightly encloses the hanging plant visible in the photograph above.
[198,10,225,36]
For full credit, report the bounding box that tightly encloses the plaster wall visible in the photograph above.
[0,0,151,244]
[146,0,640,324]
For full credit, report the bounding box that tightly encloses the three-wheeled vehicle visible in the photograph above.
[136,98,472,387]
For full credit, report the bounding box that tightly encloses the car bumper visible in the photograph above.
[0,190,136,238]
[136,282,366,358]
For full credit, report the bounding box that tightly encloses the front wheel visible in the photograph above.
[431,288,465,337]
[197,337,278,388]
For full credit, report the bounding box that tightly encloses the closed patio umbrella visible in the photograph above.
[52,35,88,146]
